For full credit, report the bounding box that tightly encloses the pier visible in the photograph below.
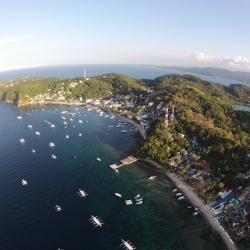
[110,156,137,170]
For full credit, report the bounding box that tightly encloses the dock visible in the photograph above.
[110,156,137,170]
[125,200,133,205]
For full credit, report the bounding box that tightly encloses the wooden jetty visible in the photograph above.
[110,156,137,170]
[120,239,136,249]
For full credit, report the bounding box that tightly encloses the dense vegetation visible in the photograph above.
[142,74,250,188]
[167,66,250,85]
[0,74,146,105]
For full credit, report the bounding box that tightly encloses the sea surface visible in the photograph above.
[0,102,227,250]
[0,64,247,87]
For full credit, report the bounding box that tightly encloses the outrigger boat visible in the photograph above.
[35,131,41,136]
[96,158,101,161]
[55,205,62,212]
[22,179,28,185]
[149,175,156,180]
[120,239,136,250]
[32,149,36,153]
[20,138,26,143]
[49,142,56,148]
[78,133,82,137]
[28,125,33,128]
[176,193,182,196]
[134,194,140,199]
[173,189,178,192]
[89,215,104,227]
[77,189,88,197]
[136,201,143,205]
[17,116,22,119]
[51,154,57,159]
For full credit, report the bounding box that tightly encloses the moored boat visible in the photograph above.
[172,189,178,192]
[134,194,140,199]
[55,205,62,212]
[22,179,28,185]
[20,138,26,143]
[178,196,185,200]
[115,193,122,197]
[51,154,57,159]
[136,201,143,205]
[149,175,156,180]
[96,158,101,161]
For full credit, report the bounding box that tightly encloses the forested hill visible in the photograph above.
[165,66,250,85]
[0,74,145,105]
[150,74,250,104]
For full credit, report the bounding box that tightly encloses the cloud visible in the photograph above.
[0,37,23,45]
[190,52,216,62]
[190,52,250,70]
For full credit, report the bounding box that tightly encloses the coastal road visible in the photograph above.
[142,159,237,250]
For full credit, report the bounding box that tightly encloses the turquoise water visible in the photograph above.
[0,102,226,249]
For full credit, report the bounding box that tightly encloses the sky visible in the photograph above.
[1,0,250,72]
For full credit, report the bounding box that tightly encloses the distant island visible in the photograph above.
[163,66,250,85]
[1,72,250,248]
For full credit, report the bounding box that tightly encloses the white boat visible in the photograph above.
[121,130,127,133]
[32,149,36,153]
[66,135,69,139]
[61,111,67,114]
[115,193,122,197]
[50,124,55,128]
[173,189,178,192]
[96,158,101,161]
[99,112,103,116]
[48,122,51,125]
[74,155,76,158]
[149,175,156,180]
[176,193,182,196]
[22,179,28,185]
[63,122,68,125]
[28,125,33,128]
[78,133,82,137]
[78,120,83,123]
[89,215,104,227]
[51,154,57,159]
[20,138,25,143]
[115,169,119,173]
[44,120,47,123]
[61,117,66,120]
[136,198,142,201]
[77,189,88,197]
[178,196,185,200]
[17,116,22,119]
[134,194,140,199]
[136,201,143,205]
[188,206,193,209]
[70,118,73,121]
[55,205,62,212]
[104,115,109,117]
[49,142,56,147]
[35,131,41,136]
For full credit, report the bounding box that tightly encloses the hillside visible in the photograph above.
[0,73,146,106]
[165,66,250,85]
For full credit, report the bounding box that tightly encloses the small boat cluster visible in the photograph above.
[134,194,143,205]
[173,189,185,200]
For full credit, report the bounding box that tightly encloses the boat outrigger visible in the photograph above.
[89,215,104,227]
[20,138,26,143]
[77,189,88,197]
[96,158,101,161]
[120,239,136,249]
[49,142,56,148]
[134,194,140,199]
[55,205,62,212]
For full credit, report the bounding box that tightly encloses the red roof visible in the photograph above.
[196,160,211,169]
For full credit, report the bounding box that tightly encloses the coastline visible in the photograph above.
[141,158,237,250]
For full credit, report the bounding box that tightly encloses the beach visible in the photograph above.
[142,159,237,250]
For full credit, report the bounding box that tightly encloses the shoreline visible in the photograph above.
[141,158,237,250]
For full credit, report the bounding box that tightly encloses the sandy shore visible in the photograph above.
[142,159,237,250]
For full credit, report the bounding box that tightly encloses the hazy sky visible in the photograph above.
[1,0,250,71]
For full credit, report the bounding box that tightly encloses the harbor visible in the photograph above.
[110,155,138,171]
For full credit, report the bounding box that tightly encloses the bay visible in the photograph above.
[0,64,247,87]
[0,102,226,250]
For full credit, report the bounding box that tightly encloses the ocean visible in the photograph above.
[0,102,227,250]
[0,64,247,87]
